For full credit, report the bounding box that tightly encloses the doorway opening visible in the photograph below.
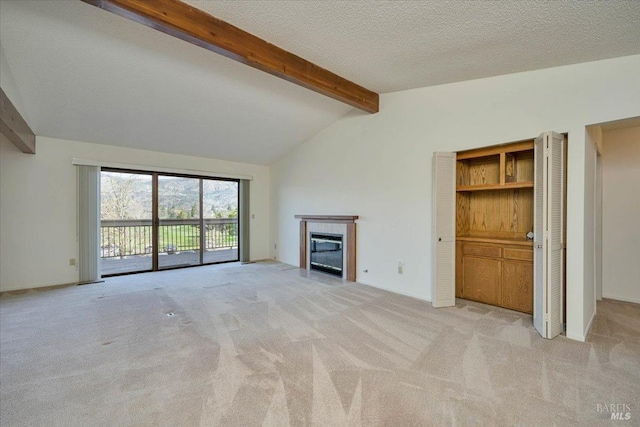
[589,117,640,308]
[100,169,239,276]
[433,132,568,338]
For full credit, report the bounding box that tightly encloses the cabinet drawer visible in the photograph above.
[463,245,501,258]
[504,248,533,261]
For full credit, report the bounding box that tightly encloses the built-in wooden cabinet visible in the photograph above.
[456,239,533,313]
[455,141,534,314]
[434,132,565,336]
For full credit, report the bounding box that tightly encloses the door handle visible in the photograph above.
[438,238,442,242]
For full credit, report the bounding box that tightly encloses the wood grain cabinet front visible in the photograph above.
[455,140,535,314]
[502,260,533,313]
[462,256,502,306]
[456,241,533,314]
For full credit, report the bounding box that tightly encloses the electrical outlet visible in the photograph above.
[398,261,404,275]
[274,243,277,250]
[69,258,76,266]
[251,213,255,219]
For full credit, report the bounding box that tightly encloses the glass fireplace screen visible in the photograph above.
[310,233,343,277]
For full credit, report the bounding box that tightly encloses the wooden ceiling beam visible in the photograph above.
[80,0,379,113]
[0,87,35,154]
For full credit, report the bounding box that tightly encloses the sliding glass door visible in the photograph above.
[100,169,239,276]
[203,179,239,264]
[100,171,154,275]
[157,175,201,269]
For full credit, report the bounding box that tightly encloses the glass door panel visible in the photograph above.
[203,179,239,264]
[100,171,153,275]
[157,175,201,269]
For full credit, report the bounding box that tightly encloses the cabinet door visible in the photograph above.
[463,256,501,305]
[502,260,534,313]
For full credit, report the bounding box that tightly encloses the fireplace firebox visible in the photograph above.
[310,233,343,277]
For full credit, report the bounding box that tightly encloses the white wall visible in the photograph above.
[271,55,640,341]
[585,125,602,302]
[583,127,599,334]
[0,136,270,292]
[601,126,640,303]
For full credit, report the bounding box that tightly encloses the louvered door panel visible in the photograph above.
[533,132,565,339]
[547,132,565,338]
[432,152,456,307]
[533,134,545,336]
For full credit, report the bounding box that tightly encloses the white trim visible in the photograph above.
[570,309,598,342]
[565,331,586,342]
[72,158,253,181]
[357,279,431,302]
[602,294,640,304]
[0,279,101,293]
[585,309,596,337]
[567,309,596,342]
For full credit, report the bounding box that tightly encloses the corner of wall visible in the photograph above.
[565,331,586,342]
[572,308,597,342]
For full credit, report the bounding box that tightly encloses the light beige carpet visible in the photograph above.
[0,261,638,426]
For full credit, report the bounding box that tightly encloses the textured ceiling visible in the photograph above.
[186,0,640,93]
[1,1,639,165]
[599,117,640,132]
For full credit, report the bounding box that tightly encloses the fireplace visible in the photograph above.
[310,233,343,277]
[295,215,358,282]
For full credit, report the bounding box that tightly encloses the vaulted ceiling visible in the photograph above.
[1,0,639,164]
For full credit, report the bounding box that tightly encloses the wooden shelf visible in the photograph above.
[456,236,533,247]
[456,140,535,160]
[455,139,535,313]
[456,181,534,192]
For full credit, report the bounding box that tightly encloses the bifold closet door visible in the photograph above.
[432,152,456,307]
[533,131,565,339]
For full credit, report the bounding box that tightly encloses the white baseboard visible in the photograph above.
[0,279,82,293]
[566,331,586,342]
[357,279,431,303]
[566,308,596,342]
[584,309,596,339]
[567,295,638,342]
[602,293,640,304]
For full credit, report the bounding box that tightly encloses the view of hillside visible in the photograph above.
[100,172,238,220]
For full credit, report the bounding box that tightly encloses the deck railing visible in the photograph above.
[100,218,238,258]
